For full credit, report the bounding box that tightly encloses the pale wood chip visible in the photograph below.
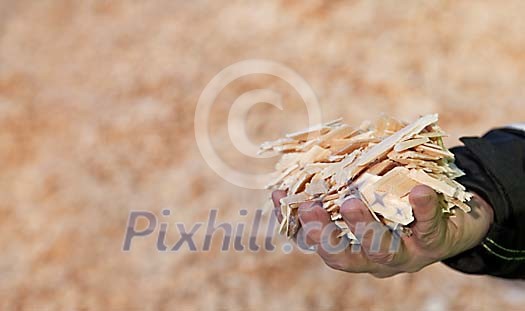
[285,126,324,141]
[320,150,360,179]
[305,180,328,195]
[389,150,441,161]
[334,220,349,230]
[335,139,377,155]
[373,167,419,197]
[280,193,310,205]
[303,163,331,174]
[289,171,313,194]
[444,163,466,178]
[285,119,342,141]
[330,213,343,221]
[394,137,430,152]
[328,154,346,162]
[265,163,299,189]
[326,204,340,213]
[408,169,456,197]
[259,137,297,154]
[421,142,446,150]
[455,190,473,202]
[358,120,372,131]
[322,193,340,202]
[356,114,439,167]
[336,228,358,241]
[323,200,334,209]
[375,115,408,136]
[273,143,303,153]
[275,153,301,171]
[361,191,414,225]
[325,118,344,127]
[445,195,472,212]
[298,145,331,165]
[328,139,359,152]
[416,131,447,138]
[390,157,436,168]
[279,208,288,235]
[318,125,357,146]
[299,139,319,152]
[415,144,455,159]
[332,169,348,189]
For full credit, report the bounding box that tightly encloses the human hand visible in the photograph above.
[272,185,493,278]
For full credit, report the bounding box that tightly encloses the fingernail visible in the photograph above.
[298,210,310,224]
[300,202,319,213]
[298,203,320,221]
[413,194,432,206]
[341,198,361,212]
[341,195,358,206]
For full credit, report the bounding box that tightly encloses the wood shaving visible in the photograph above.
[260,114,472,240]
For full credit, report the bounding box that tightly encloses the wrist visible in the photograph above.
[452,192,494,257]
[471,192,494,245]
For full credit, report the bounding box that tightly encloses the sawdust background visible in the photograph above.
[1,1,525,310]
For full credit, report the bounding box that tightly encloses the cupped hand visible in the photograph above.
[272,185,493,278]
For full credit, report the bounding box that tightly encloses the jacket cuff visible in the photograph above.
[442,128,525,278]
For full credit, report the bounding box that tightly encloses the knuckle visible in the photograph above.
[413,222,443,247]
[414,231,437,246]
[366,251,397,265]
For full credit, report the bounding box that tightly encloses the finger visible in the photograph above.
[271,190,287,208]
[271,190,287,223]
[341,199,408,266]
[409,185,439,223]
[340,198,375,231]
[408,185,445,248]
[298,201,377,272]
[273,208,283,223]
[297,201,328,245]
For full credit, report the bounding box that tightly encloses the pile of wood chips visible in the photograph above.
[259,114,472,241]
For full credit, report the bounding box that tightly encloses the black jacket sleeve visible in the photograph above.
[442,127,525,278]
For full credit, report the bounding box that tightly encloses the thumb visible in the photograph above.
[409,185,443,243]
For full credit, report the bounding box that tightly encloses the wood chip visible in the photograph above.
[280,193,310,205]
[394,137,430,152]
[305,180,328,195]
[298,145,331,165]
[261,114,470,241]
[365,159,397,176]
[355,114,439,168]
[415,144,455,159]
[373,167,419,197]
[408,169,456,197]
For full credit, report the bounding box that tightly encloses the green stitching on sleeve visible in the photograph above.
[485,237,525,253]
[482,243,525,261]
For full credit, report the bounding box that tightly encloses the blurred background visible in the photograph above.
[2,0,525,310]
